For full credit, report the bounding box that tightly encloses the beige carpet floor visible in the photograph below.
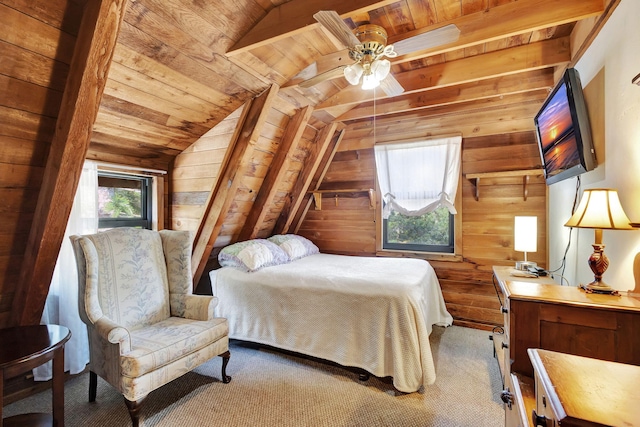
[3,325,504,426]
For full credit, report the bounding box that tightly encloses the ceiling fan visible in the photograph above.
[297,11,461,96]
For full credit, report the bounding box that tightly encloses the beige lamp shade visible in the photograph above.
[565,189,634,230]
[564,188,635,293]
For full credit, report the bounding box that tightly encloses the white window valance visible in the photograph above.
[374,136,462,219]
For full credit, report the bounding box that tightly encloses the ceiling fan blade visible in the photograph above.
[379,74,405,97]
[313,10,360,49]
[392,24,461,56]
[299,65,347,88]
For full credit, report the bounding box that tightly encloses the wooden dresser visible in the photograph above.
[528,348,640,426]
[491,266,640,427]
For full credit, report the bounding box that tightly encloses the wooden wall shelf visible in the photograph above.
[308,189,375,210]
[466,169,544,201]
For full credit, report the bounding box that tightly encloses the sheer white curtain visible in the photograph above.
[374,136,462,218]
[34,160,98,380]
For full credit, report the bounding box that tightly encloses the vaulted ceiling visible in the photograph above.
[88,0,607,170]
[1,0,616,327]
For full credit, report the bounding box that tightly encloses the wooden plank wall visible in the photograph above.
[171,106,246,233]
[297,120,547,330]
[297,138,377,255]
[0,0,83,327]
[171,93,320,290]
[438,131,547,329]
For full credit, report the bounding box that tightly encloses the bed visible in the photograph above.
[209,237,453,393]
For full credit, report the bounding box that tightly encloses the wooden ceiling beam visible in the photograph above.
[227,0,398,55]
[283,0,602,87]
[336,69,555,122]
[388,0,603,65]
[273,122,343,235]
[291,128,345,234]
[343,98,543,144]
[191,84,279,285]
[238,105,314,240]
[11,0,128,326]
[317,37,570,112]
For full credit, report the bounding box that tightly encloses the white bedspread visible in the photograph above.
[211,253,453,392]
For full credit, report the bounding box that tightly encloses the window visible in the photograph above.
[98,172,153,230]
[383,207,455,253]
[375,136,462,254]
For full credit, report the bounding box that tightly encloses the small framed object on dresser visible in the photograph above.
[491,265,640,427]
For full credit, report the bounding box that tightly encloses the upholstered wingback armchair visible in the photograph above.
[71,228,230,427]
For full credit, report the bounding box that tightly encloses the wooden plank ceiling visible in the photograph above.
[0,0,613,326]
[88,0,604,170]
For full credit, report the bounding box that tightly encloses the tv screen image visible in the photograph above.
[534,68,596,185]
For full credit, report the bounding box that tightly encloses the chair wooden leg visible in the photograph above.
[89,371,97,402]
[125,397,144,427]
[220,350,232,383]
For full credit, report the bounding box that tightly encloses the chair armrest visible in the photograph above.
[93,317,132,353]
[170,294,218,321]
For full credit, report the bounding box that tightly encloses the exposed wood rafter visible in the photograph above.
[11,0,128,326]
[388,0,603,65]
[337,69,555,122]
[318,37,571,114]
[284,0,603,88]
[291,128,346,233]
[273,122,343,235]
[227,0,398,55]
[238,105,314,241]
[191,84,280,285]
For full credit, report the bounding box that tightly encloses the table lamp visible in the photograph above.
[515,216,537,270]
[564,188,635,293]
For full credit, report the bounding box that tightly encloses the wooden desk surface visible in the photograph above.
[529,349,640,426]
[0,325,71,427]
[493,265,640,312]
[0,325,71,373]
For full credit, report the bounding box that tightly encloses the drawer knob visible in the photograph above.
[500,389,513,409]
[501,341,509,349]
[501,306,508,314]
[532,410,550,427]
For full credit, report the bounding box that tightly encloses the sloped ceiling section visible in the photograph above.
[169,0,609,281]
[0,0,615,326]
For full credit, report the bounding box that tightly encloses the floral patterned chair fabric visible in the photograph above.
[71,228,230,427]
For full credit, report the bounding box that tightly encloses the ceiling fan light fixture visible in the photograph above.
[344,63,364,85]
[372,59,391,81]
[361,73,380,90]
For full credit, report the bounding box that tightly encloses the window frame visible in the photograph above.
[382,208,455,253]
[97,171,154,230]
[374,140,463,260]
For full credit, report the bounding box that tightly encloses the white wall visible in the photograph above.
[548,0,640,291]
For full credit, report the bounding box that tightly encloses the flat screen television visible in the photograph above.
[534,68,596,185]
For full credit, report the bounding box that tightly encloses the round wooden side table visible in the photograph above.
[0,325,71,427]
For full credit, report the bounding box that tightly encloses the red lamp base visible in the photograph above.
[585,243,615,293]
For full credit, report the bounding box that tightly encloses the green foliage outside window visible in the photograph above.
[385,206,451,246]
[103,189,142,218]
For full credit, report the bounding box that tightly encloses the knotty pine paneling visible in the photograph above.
[298,119,547,329]
[171,106,245,231]
[0,0,81,328]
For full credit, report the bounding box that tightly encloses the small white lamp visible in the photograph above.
[514,216,537,270]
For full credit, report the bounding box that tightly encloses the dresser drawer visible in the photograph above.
[504,373,535,427]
